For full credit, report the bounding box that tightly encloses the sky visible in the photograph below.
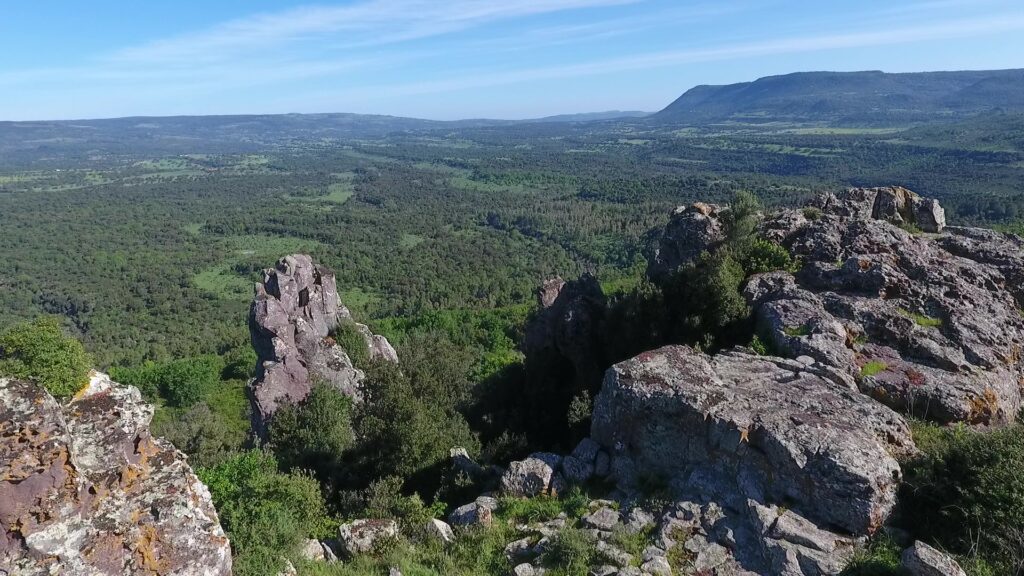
[1,0,1022,121]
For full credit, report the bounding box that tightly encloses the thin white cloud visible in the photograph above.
[328,12,1024,99]
[108,0,641,65]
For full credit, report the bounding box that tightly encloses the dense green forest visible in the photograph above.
[2,109,1024,575]
[2,113,1023,367]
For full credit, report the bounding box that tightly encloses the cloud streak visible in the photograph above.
[330,12,1024,99]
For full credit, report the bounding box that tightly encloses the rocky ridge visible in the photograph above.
[432,186,1004,576]
[249,254,397,436]
[0,372,231,575]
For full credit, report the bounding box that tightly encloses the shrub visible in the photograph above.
[741,237,799,275]
[359,476,444,539]
[152,402,246,468]
[783,325,811,337]
[803,206,823,221]
[544,527,595,576]
[198,450,333,576]
[269,382,354,478]
[331,320,370,368]
[749,335,769,355]
[899,423,1024,575]
[898,309,943,328]
[840,534,906,575]
[0,316,92,398]
[222,346,257,380]
[111,354,224,407]
[860,361,888,377]
[354,356,480,496]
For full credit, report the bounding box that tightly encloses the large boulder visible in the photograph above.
[593,345,912,536]
[751,190,1024,426]
[591,345,913,574]
[249,254,396,436]
[0,373,231,575]
[646,202,727,283]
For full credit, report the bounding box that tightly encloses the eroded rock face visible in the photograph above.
[753,190,1024,426]
[0,373,231,576]
[249,254,396,436]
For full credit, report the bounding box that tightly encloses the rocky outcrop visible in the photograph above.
[249,254,397,436]
[647,202,727,282]
[0,373,231,575]
[752,188,1024,426]
[522,275,608,396]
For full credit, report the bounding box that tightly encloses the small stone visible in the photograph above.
[596,540,633,567]
[300,538,326,561]
[513,563,536,576]
[582,507,621,531]
[425,518,456,544]
[641,555,672,576]
[501,453,563,497]
[901,541,967,576]
[504,537,535,562]
[625,508,655,534]
[337,519,399,556]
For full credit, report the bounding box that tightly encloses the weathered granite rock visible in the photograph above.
[337,519,399,556]
[523,275,608,395]
[750,190,1024,425]
[249,254,397,436]
[0,373,231,576]
[593,345,912,537]
[647,202,727,283]
[901,541,967,576]
[501,453,565,497]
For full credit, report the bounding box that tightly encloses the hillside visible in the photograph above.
[655,69,1024,125]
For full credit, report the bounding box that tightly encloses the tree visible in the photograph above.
[0,316,92,398]
[269,382,354,479]
[198,451,332,576]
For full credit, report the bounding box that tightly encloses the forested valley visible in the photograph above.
[3,106,1024,576]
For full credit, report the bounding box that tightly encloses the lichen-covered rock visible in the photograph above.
[901,541,967,576]
[501,453,564,497]
[337,519,398,556]
[752,190,1024,426]
[249,254,397,436]
[0,373,231,575]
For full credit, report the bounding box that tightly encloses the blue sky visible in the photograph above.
[1,0,1022,120]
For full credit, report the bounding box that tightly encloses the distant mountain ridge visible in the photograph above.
[655,69,1024,125]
